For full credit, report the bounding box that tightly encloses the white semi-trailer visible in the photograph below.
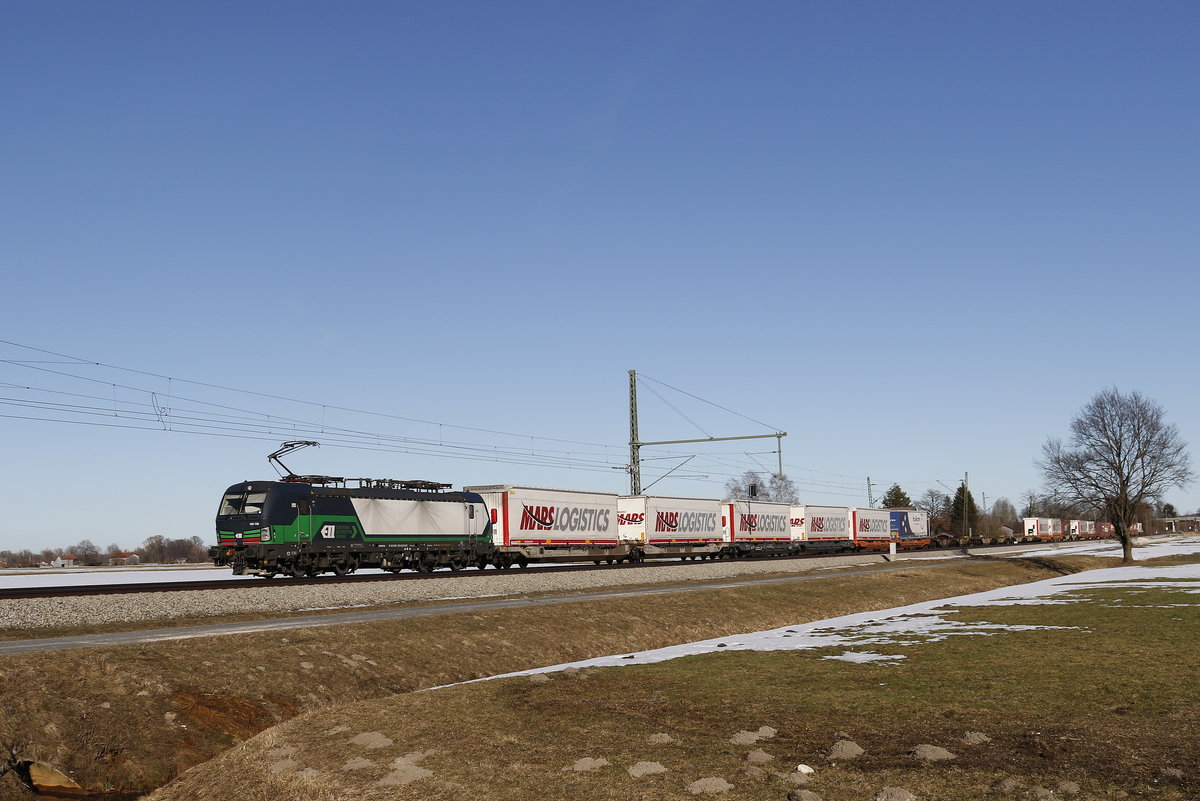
[1021,517,1064,542]
[789,505,854,551]
[465,485,623,562]
[618,495,724,557]
[852,508,893,550]
[723,499,793,554]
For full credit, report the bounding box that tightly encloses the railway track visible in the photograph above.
[0,549,875,600]
[0,539,1097,601]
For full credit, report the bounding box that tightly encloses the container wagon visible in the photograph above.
[618,495,724,559]
[723,499,794,555]
[889,509,931,549]
[465,484,631,563]
[852,508,893,551]
[790,505,854,552]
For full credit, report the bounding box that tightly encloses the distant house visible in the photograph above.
[51,555,77,568]
[108,552,140,566]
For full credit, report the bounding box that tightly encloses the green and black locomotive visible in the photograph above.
[211,442,498,577]
[212,478,494,577]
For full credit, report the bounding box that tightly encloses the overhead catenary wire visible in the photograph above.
[0,340,890,503]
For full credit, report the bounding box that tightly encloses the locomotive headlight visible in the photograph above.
[262,527,271,541]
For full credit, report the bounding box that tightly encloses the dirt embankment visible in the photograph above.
[0,556,1107,799]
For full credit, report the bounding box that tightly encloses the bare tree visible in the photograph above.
[724,471,799,503]
[1040,388,1194,562]
[916,489,949,519]
[142,535,166,564]
[990,497,1018,529]
[72,540,101,565]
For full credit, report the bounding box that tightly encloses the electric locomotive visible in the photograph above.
[211,442,495,577]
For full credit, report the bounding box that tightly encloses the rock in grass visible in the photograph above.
[648,732,676,744]
[827,739,864,760]
[788,790,823,801]
[341,757,374,771]
[730,730,761,745]
[1026,787,1055,800]
[989,777,1025,794]
[961,731,992,745]
[1159,767,1184,781]
[874,788,917,801]
[910,744,956,762]
[527,673,550,683]
[27,763,82,794]
[565,757,610,772]
[745,748,774,764]
[742,765,769,782]
[628,761,667,778]
[781,770,811,786]
[349,731,393,749]
[687,777,734,794]
[376,763,433,786]
[1056,781,1081,796]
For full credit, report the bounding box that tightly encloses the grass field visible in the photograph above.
[139,553,1199,801]
[1,552,1193,800]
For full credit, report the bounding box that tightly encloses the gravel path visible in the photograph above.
[0,554,888,631]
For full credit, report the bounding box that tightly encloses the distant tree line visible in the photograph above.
[0,535,209,567]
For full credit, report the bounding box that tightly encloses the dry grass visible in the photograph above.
[146,553,1200,801]
[0,554,1165,799]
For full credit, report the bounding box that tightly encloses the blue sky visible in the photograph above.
[2,1,1198,552]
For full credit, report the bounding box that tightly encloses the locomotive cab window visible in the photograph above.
[218,490,268,517]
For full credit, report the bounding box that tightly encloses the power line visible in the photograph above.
[637,373,782,432]
[0,339,616,449]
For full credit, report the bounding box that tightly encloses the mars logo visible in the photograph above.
[520,504,612,532]
[520,505,556,531]
[618,513,645,525]
[859,517,888,533]
[656,511,680,532]
[810,516,849,533]
[740,514,787,533]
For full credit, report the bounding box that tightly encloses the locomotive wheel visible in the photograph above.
[331,561,351,577]
[288,562,306,578]
[231,565,245,576]
[449,557,467,572]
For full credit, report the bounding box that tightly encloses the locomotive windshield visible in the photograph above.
[218,489,269,517]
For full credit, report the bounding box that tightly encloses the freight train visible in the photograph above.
[210,476,978,577]
[1019,517,1141,543]
[209,443,1119,577]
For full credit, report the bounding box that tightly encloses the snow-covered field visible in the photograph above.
[456,536,1200,684]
